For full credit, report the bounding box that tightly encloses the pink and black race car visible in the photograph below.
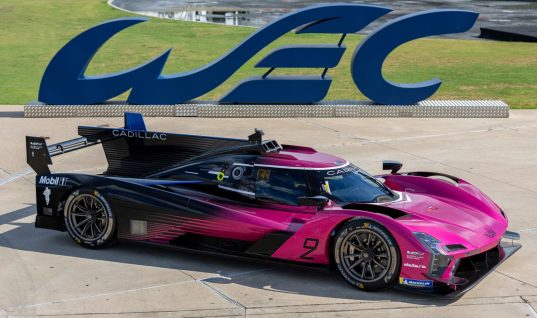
[27,113,520,296]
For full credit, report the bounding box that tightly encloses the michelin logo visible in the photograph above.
[399,277,433,288]
[38,176,67,186]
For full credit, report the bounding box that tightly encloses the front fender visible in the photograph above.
[270,208,429,269]
[382,172,504,220]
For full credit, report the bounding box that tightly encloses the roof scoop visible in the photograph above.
[248,129,264,143]
[248,128,282,153]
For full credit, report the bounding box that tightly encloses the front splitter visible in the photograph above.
[445,241,522,298]
[396,240,522,298]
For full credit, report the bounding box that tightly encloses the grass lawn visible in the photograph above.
[0,0,535,107]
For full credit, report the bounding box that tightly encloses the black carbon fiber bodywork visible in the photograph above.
[34,172,296,258]
[78,126,251,177]
[36,173,207,231]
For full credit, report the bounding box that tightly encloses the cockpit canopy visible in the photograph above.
[161,154,397,206]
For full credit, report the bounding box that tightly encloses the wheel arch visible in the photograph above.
[328,215,405,267]
[331,216,404,290]
[63,186,118,248]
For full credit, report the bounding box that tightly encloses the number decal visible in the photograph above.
[300,238,319,260]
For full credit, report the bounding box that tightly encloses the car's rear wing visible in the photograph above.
[26,112,147,175]
[26,135,100,175]
[26,112,281,177]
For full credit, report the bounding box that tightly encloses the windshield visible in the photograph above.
[316,164,397,204]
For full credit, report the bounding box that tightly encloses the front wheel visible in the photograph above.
[333,219,400,291]
[64,188,116,248]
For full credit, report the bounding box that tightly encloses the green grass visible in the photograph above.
[1,0,536,107]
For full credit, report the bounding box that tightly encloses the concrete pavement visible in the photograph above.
[1,106,537,317]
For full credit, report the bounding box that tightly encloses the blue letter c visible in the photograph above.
[351,10,478,105]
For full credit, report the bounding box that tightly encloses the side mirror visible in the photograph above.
[298,195,329,208]
[383,160,403,174]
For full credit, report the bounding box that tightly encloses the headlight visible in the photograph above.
[413,232,452,277]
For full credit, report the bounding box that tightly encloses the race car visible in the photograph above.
[26,113,520,296]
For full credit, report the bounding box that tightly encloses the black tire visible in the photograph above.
[64,188,116,248]
[333,219,400,291]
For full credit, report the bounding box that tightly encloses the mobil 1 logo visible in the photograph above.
[38,175,68,187]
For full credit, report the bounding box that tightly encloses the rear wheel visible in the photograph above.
[334,219,400,291]
[64,188,116,248]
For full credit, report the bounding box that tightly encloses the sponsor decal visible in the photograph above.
[38,175,67,186]
[485,229,496,238]
[257,169,271,182]
[112,129,167,141]
[399,277,433,288]
[326,165,358,176]
[406,251,425,260]
[29,141,44,150]
[43,187,51,205]
[130,220,148,236]
[403,262,427,269]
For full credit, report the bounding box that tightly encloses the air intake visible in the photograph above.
[444,244,467,252]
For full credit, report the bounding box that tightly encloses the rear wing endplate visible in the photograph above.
[26,136,100,175]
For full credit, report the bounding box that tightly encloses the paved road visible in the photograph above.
[110,0,537,39]
[1,106,536,317]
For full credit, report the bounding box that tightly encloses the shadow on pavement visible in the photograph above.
[0,205,458,307]
[0,111,24,118]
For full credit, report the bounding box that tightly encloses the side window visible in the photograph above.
[255,168,309,206]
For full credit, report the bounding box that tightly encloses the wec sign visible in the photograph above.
[38,4,478,106]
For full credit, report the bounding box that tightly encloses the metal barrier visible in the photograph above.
[25,100,509,118]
